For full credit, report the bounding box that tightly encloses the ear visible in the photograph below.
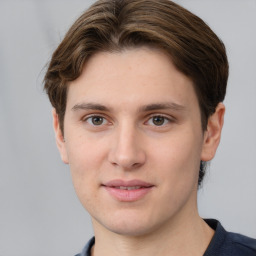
[201,103,225,161]
[52,109,69,164]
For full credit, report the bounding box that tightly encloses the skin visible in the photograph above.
[53,47,225,256]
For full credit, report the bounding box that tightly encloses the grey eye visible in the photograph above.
[88,116,106,126]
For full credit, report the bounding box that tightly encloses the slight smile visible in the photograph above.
[102,179,154,202]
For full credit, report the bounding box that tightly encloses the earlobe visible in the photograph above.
[52,109,69,164]
[201,103,225,161]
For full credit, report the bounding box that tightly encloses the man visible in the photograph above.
[44,0,256,255]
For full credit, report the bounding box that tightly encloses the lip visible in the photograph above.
[102,179,154,202]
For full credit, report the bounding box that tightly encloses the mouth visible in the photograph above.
[102,179,154,202]
[114,186,146,190]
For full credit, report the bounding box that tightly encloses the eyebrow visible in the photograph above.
[71,103,110,112]
[139,102,186,112]
[71,102,186,112]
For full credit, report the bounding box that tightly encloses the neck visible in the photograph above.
[91,209,214,256]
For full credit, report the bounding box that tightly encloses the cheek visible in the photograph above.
[66,133,107,171]
[65,137,107,201]
[151,131,203,188]
[152,140,200,214]
[156,131,202,165]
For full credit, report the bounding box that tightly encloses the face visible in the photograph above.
[54,47,223,237]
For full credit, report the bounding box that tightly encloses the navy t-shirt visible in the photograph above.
[75,219,256,256]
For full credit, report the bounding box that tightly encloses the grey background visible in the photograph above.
[0,0,255,255]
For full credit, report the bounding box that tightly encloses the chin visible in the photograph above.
[107,223,154,237]
[97,212,163,237]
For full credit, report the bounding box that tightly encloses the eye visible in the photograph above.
[86,115,107,126]
[147,115,170,126]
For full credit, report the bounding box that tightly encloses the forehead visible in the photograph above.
[66,47,198,111]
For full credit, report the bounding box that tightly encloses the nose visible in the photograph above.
[108,123,146,170]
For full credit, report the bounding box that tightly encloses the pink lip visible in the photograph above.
[102,179,154,202]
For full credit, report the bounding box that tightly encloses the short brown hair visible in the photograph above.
[44,0,229,185]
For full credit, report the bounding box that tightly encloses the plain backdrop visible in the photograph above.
[0,0,255,255]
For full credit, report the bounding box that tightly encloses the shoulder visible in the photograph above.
[226,231,256,255]
[204,219,256,256]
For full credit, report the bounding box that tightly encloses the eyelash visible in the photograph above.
[146,115,173,126]
[83,114,173,127]
[84,115,109,126]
